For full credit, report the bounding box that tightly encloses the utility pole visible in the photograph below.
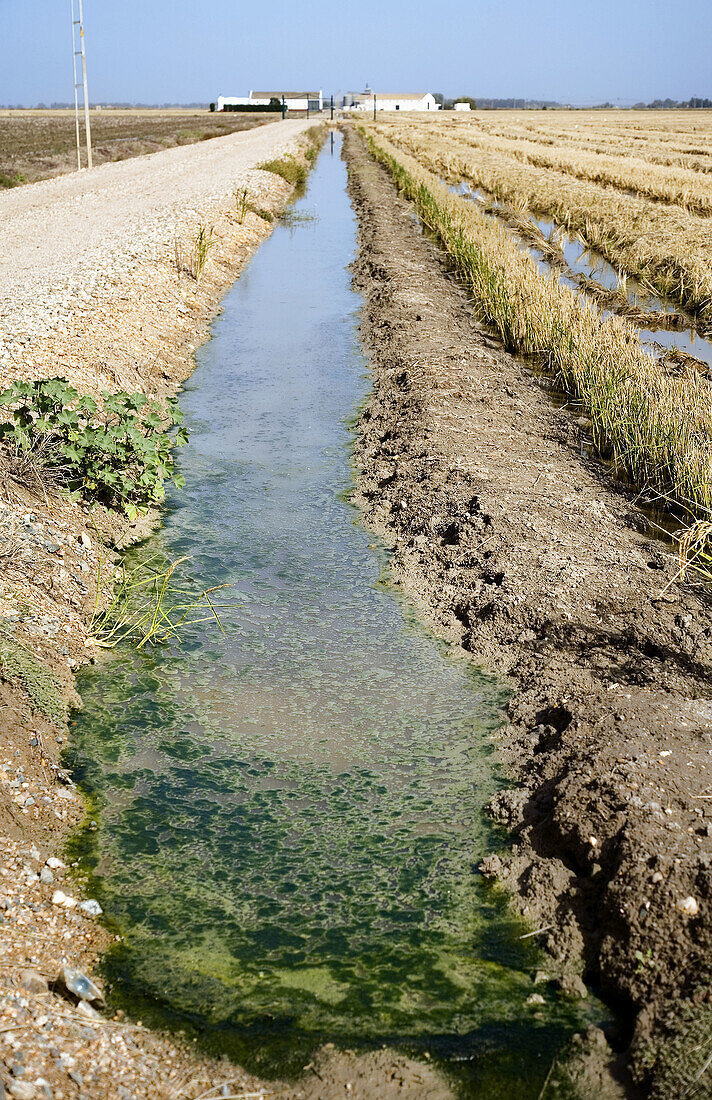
[281,94,286,120]
[70,0,81,170]
[330,95,334,120]
[70,0,92,169]
[373,93,376,121]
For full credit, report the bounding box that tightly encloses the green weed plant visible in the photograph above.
[0,378,188,516]
[191,223,215,282]
[90,554,231,650]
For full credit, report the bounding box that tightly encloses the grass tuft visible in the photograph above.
[89,554,234,651]
[259,155,308,190]
[190,223,215,282]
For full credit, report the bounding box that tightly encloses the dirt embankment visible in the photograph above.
[344,125,712,1097]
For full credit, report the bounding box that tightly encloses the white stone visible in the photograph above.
[51,889,76,908]
[79,899,102,917]
[8,1082,36,1099]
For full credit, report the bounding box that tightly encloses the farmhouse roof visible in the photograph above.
[251,91,320,99]
[369,92,430,99]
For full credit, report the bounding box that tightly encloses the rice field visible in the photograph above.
[371,111,712,326]
[359,113,712,524]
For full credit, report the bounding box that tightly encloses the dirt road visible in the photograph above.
[345,126,712,1098]
[0,119,312,366]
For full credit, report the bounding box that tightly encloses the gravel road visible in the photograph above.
[0,119,312,359]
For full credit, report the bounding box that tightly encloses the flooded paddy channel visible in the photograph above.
[452,180,712,372]
[68,134,604,1097]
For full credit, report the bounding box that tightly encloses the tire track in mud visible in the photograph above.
[344,126,712,1098]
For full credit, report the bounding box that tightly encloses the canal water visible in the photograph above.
[68,134,601,1097]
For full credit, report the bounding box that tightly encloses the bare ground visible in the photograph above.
[344,126,712,1098]
[0,109,279,188]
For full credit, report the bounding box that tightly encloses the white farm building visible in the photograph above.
[343,90,438,113]
[217,91,323,112]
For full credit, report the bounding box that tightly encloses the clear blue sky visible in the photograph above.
[1,0,710,107]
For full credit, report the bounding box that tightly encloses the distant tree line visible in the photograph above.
[631,97,712,109]
[218,99,283,113]
[436,95,712,111]
[437,95,566,110]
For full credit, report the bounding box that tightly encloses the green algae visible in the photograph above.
[637,1002,712,1098]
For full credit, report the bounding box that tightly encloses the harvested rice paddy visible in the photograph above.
[362,111,712,535]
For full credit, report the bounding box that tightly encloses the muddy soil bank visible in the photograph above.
[344,125,712,1097]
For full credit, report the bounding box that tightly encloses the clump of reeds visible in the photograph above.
[362,129,712,516]
[89,554,232,650]
[190,223,215,282]
[258,128,326,192]
[233,185,250,224]
[259,155,308,190]
[304,123,327,163]
[677,519,712,583]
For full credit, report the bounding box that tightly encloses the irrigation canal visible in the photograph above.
[68,133,604,1097]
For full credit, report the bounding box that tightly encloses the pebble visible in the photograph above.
[525,993,545,1005]
[39,868,54,885]
[50,891,76,909]
[677,895,700,916]
[19,970,49,995]
[7,1083,36,1100]
[562,975,589,999]
[45,858,64,870]
[78,899,102,917]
